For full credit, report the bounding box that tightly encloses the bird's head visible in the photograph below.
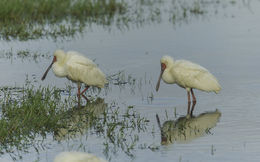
[156,55,174,91]
[53,49,66,62]
[41,49,65,81]
[160,55,174,71]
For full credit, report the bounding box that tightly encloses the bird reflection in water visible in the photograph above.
[54,98,107,141]
[156,103,221,145]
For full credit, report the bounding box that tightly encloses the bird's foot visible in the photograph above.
[81,94,88,102]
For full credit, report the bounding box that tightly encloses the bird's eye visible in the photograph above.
[53,56,57,62]
[161,63,166,70]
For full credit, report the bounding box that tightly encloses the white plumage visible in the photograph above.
[54,152,107,162]
[42,50,107,107]
[156,56,221,103]
[51,50,107,88]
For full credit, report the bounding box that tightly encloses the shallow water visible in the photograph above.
[1,0,260,161]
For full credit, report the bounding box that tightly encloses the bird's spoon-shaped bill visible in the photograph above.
[156,70,163,91]
[41,56,56,81]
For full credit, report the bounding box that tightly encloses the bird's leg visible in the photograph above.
[187,90,191,103]
[187,100,191,115]
[187,90,191,114]
[191,88,197,104]
[81,95,88,102]
[81,85,89,94]
[77,82,81,108]
[190,100,196,116]
[190,89,197,115]
[80,85,89,101]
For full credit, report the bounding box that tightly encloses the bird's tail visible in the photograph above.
[214,86,221,94]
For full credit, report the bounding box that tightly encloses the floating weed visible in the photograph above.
[174,107,177,118]
[168,0,238,24]
[148,144,160,151]
[107,71,155,104]
[95,104,149,159]
[127,105,134,109]
[138,143,160,152]
[165,110,169,120]
[147,92,154,104]
[106,71,137,94]
[211,144,216,155]
[190,1,204,14]
[0,49,51,62]
[108,71,128,86]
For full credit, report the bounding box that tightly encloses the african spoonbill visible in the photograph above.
[41,50,107,107]
[156,56,221,106]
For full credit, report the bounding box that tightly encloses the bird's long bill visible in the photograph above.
[156,70,163,91]
[41,59,55,81]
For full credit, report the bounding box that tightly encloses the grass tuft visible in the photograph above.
[0,0,126,41]
[0,84,69,156]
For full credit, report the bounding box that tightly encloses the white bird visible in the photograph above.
[41,50,108,107]
[156,56,221,104]
[54,152,107,162]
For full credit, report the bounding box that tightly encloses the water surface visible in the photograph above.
[1,0,260,162]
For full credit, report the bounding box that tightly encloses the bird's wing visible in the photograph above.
[66,51,97,68]
[175,60,208,73]
[174,60,209,81]
[174,60,220,92]
[65,52,107,87]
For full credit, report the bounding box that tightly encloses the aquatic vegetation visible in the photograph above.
[0,85,68,160]
[0,78,150,161]
[100,105,149,159]
[0,0,240,41]
[54,98,150,160]
[0,49,51,62]
[0,81,106,160]
[0,0,126,41]
[107,71,155,104]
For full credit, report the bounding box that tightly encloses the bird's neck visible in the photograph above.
[162,67,175,84]
[52,62,67,77]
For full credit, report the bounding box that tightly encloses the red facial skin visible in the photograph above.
[161,63,166,71]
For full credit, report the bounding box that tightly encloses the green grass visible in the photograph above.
[0,0,126,41]
[0,85,68,158]
[0,79,149,160]
[0,0,234,41]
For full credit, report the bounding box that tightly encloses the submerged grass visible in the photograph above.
[0,85,69,159]
[0,49,51,62]
[0,77,150,160]
[100,104,149,159]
